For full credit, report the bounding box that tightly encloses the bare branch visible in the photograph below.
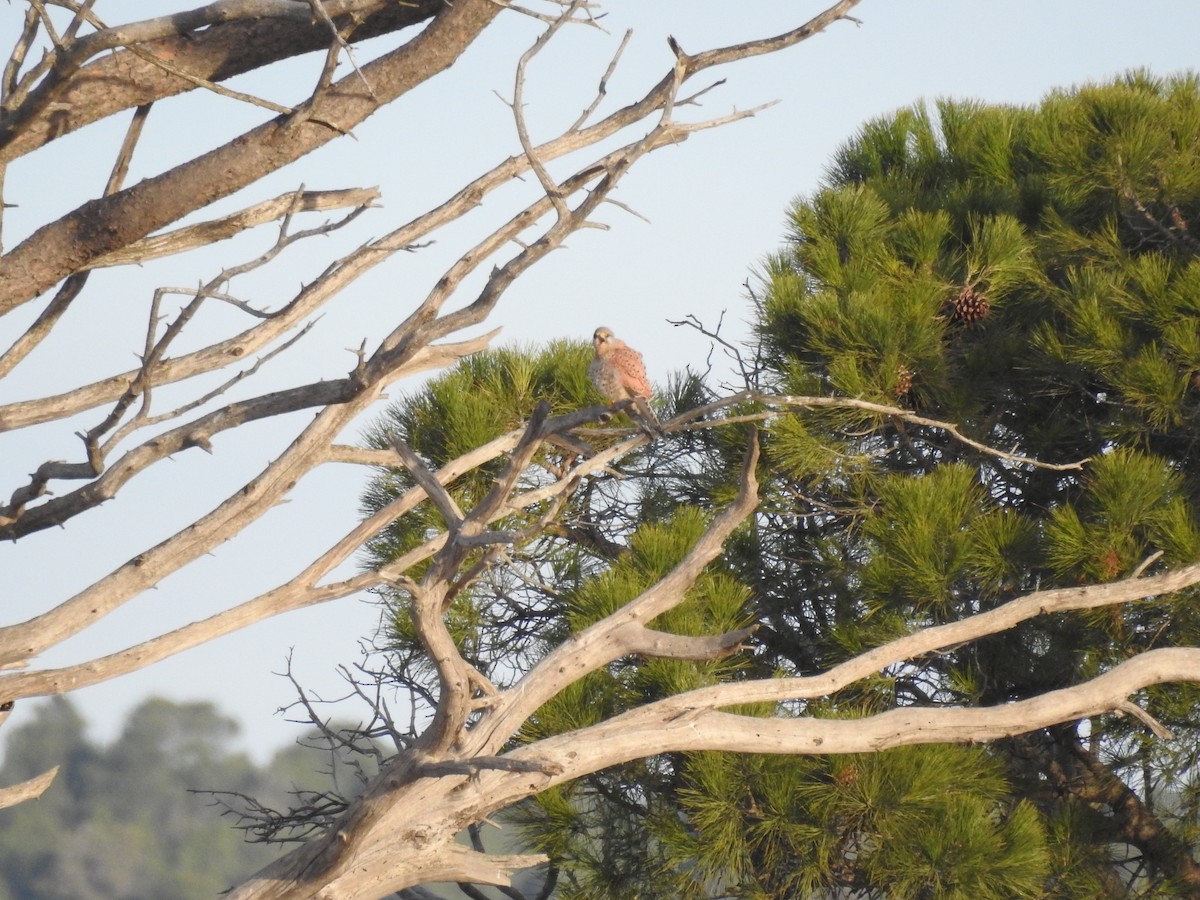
[1116,701,1175,741]
[0,273,88,379]
[492,649,1200,789]
[465,432,761,754]
[623,624,759,661]
[0,1,439,161]
[0,766,58,811]
[86,187,380,270]
[0,100,150,377]
[666,391,1089,472]
[508,0,587,217]
[660,559,1200,711]
[104,102,152,196]
[0,406,567,701]
[1,7,40,103]
[390,437,466,530]
[0,377,356,537]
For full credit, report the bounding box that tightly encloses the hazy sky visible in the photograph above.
[3,2,1199,762]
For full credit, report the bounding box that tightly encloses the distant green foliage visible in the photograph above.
[0,697,364,900]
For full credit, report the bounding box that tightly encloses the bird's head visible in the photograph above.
[593,326,613,349]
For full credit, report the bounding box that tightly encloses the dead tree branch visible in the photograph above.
[0,766,58,811]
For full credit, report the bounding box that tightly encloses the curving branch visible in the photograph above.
[85,187,380,271]
[0,766,58,811]
[671,390,1090,471]
[493,647,1200,789]
[0,377,357,537]
[666,558,1200,711]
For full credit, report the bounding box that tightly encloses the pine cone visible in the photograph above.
[894,364,914,398]
[950,286,990,325]
[1100,547,1123,581]
[834,764,860,787]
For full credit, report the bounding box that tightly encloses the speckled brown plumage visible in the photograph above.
[589,326,659,434]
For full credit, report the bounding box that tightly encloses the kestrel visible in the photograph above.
[589,326,660,434]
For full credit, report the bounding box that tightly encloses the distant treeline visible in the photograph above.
[0,695,368,899]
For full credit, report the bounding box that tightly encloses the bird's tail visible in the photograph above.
[631,397,662,437]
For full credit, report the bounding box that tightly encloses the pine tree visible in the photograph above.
[748,70,1200,895]
[358,72,1200,897]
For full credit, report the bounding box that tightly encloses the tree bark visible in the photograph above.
[0,0,501,314]
[1009,729,1200,892]
[0,1,443,164]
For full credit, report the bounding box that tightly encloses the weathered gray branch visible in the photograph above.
[671,559,1200,711]
[86,187,380,270]
[488,648,1200,795]
[0,766,58,811]
[623,624,759,660]
[464,431,761,757]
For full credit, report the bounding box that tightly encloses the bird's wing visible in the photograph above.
[612,346,651,398]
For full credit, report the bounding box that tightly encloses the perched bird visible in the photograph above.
[589,326,660,434]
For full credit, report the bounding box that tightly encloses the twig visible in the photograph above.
[508,0,591,218]
[149,286,275,320]
[0,766,59,811]
[568,27,631,131]
[1131,550,1165,580]
[104,102,151,195]
[0,100,151,377]
[390,437,466,529]
[667,309,759,389]
[85,188,380,270]
[1116,700,1174,741]
[106,321,318,451]
[2,5,42,104]
[664,391,1089,472]
[307,0,375,98]
[489,0,605,29]
[0,273,87,378]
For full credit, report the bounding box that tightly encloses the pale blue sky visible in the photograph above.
[2,2,1198,761]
